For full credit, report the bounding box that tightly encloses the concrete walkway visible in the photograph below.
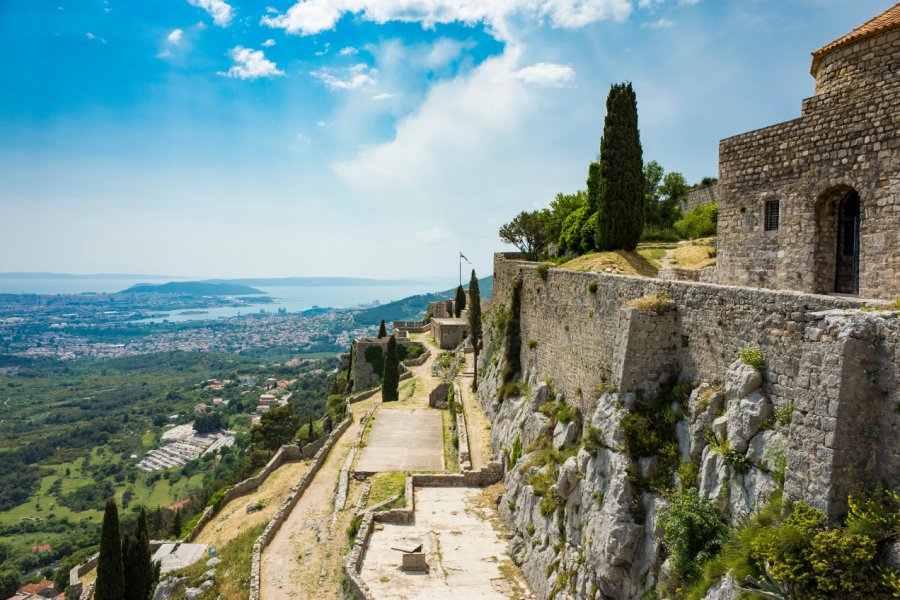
[355,409,443,472]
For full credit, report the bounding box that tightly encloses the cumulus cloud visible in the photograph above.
[188,0,233,27]
[515,62,575,86]
[167,29,184,44]
[219,46,285,79]
[311,63,377,90]
[642,18,675,28]
[262,38,276,46]
[339,46,358,56]
[414,226,450,243]
[261,0,631,40]
[372,92,397,100]
[86,32,96,40]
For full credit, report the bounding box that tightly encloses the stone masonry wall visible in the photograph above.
[716,27,899,299]
[490,253,900,515]
[679,182,718,215]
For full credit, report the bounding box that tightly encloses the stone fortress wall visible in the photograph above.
[679,182,718,215]
[715,23,899,299]
[491,253,900,519]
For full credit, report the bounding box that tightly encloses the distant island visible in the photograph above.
[121,282,265,296]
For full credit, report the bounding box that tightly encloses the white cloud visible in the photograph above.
[415,226,450,243]
[167,29,184,44]
[261,0,631,40]
[339,46,358,56]
[218,46,285,79]
[86,32,96,40]
[188,0,233,27]
[642,18,675,28]
[515,62,575,86]
[157,49,174,59]
[372,92,397,100]
[679,0,699,5]
[311,63,377,90]
[262,38,276,46]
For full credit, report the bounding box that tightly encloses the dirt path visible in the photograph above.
[259,403,367,600]
[193,458,311,549]
[458,353,492,470]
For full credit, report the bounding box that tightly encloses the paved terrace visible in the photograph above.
[360,486,528,599]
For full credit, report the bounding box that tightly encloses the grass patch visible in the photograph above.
[560,250,659,278]
[627,293,674,314]
[670,241,716,270]
[367,472,407,507]
[170,522,265,600]
[739,347,765,372]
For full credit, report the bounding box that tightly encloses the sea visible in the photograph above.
[0,277,458,323]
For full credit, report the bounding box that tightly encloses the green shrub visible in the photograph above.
[678,461,700,489]
[346,515,362,540]
[536,263,550,281]
[539,494,558,517]
[584,427,605,457]
[499,381,523,401]
[588,281,598,294]
[527,340,538,350]
[739,347,765,372]
[674,203,717,239]
[620,383,687,494]
[775,403,794,426]
[641,226,680,243]
[509,435,522,467]
[659,488,729,580]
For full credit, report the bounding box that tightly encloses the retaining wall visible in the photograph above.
[490,252,900,519]
[183,444,302,543]
[248,415,352,600]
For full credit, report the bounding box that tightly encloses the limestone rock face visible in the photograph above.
[703,575,737,600]
[553,420,578,450]
[725,391,773,454]
[699,446,728,504]
[591,392,628,448]
[151,577,186,600]
[746,430,787,471]
[724,359,762,400]
[556,456,579,498]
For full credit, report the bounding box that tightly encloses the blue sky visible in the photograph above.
[0,0,892,279]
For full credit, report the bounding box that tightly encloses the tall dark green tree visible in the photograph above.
[381,335,400,402]
[252,404,301,451]
[170,509,182,539]
[501,279,522,385]
[454,285,467,317]
[467,270,483,389]
[595,82,644,251]
[123,508,154,600]
[378,320,387,338]
[95,499,124,600]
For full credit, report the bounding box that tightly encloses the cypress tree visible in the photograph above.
[95,499,124,600]
[454,285,466,317]
[123,508,154,600]
[378,320,387,338]
[381,335,400,402]
[501,279,522,385]
[467,270,483,389]
[595,82,644,251]
[170,509,181,539]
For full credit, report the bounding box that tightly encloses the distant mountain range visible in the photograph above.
[0,272,175,280]
[121,282,265,296]
[206,277,428,287]
[353,276,494,325]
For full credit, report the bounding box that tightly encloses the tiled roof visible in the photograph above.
[811,3,900,75]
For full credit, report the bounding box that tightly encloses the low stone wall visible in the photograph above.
[347,387,380,404]
[454,382,472,471]
[401,349,431,368]
[658,266,701,282]
[248,415,352,600]
[183,444,302,543]
[68,553,100,598]
[394,320,430,333]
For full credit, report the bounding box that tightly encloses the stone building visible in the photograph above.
[716,4,899,299]
[430,318,468,349]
